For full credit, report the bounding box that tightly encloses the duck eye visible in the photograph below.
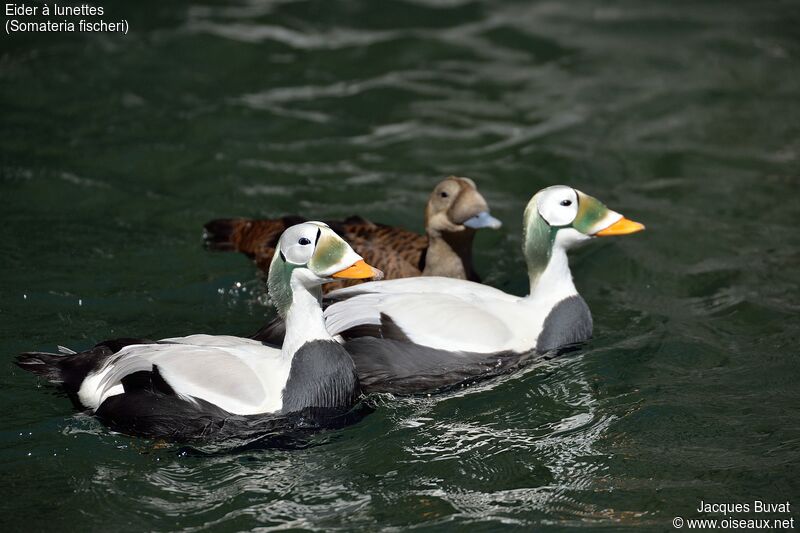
[440,191,449,198]
[560,199,572,207]
[298,237,311,245]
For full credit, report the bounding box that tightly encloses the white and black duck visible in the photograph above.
[16,222,382,440]
[326,186,645,393]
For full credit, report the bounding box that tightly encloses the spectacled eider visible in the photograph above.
[16,222,382,440]
[322,186,645,394]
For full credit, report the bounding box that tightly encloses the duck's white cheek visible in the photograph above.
[291,268,323,289]
[536,188,579,225]
[284,245,313,264]
[540,205,577,226]
[555,228,591,249]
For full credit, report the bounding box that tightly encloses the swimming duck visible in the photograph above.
[323,186,644,393]
[16,222,382,440]
[203,176,501,290]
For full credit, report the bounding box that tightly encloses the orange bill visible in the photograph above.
[332,259,383,280]
[595,217,646,237]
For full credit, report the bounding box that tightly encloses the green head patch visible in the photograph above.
[307,232,350,274]
[572,191,611,235]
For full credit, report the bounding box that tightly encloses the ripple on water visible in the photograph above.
[56,354,615,530]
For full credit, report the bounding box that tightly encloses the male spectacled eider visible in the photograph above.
[323,186,645,393]
[16,222,382,440]
[203,176,502,291]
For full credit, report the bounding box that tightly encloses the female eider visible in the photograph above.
[323,186,645,393]
[203,176,502,290]
[16,222,382,439]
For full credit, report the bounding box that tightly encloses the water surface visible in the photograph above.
[2,0,799,530]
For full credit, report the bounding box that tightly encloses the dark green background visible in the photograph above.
[2,0,798,530]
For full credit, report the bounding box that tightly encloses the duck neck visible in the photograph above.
[281,282,330,359]
[279,279,360,414]
[522,211,578,303]
[526,243,577,303]
[423,228,476,280]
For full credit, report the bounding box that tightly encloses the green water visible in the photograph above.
[2,0,799,530]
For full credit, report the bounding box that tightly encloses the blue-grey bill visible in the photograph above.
[463,211,502,229]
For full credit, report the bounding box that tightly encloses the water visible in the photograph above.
[2,0,799,530]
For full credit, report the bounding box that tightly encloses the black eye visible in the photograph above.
[560,199,572,206]
[440,191,449,198]
[298,237,311,245]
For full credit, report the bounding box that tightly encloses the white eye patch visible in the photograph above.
[537,186,578,227]
[283,242,313,264]
[279,223,322,265]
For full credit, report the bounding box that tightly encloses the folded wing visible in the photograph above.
[324,277,523,353]
[83,341,283,416]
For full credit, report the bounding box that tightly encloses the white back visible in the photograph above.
[325,277,554,353]
[78,337,291,415]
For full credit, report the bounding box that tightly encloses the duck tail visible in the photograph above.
[17,339,153,408]
[251,317,286,345]
[203,218,247,252]
[16,351,67,383]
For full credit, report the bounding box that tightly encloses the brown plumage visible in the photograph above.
[203,177,500,291]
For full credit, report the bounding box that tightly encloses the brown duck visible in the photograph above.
[203,176,502,290]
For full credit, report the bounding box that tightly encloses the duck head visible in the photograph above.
[523,185,645,291]
[268,221,383,317]
[424,176,502,237]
